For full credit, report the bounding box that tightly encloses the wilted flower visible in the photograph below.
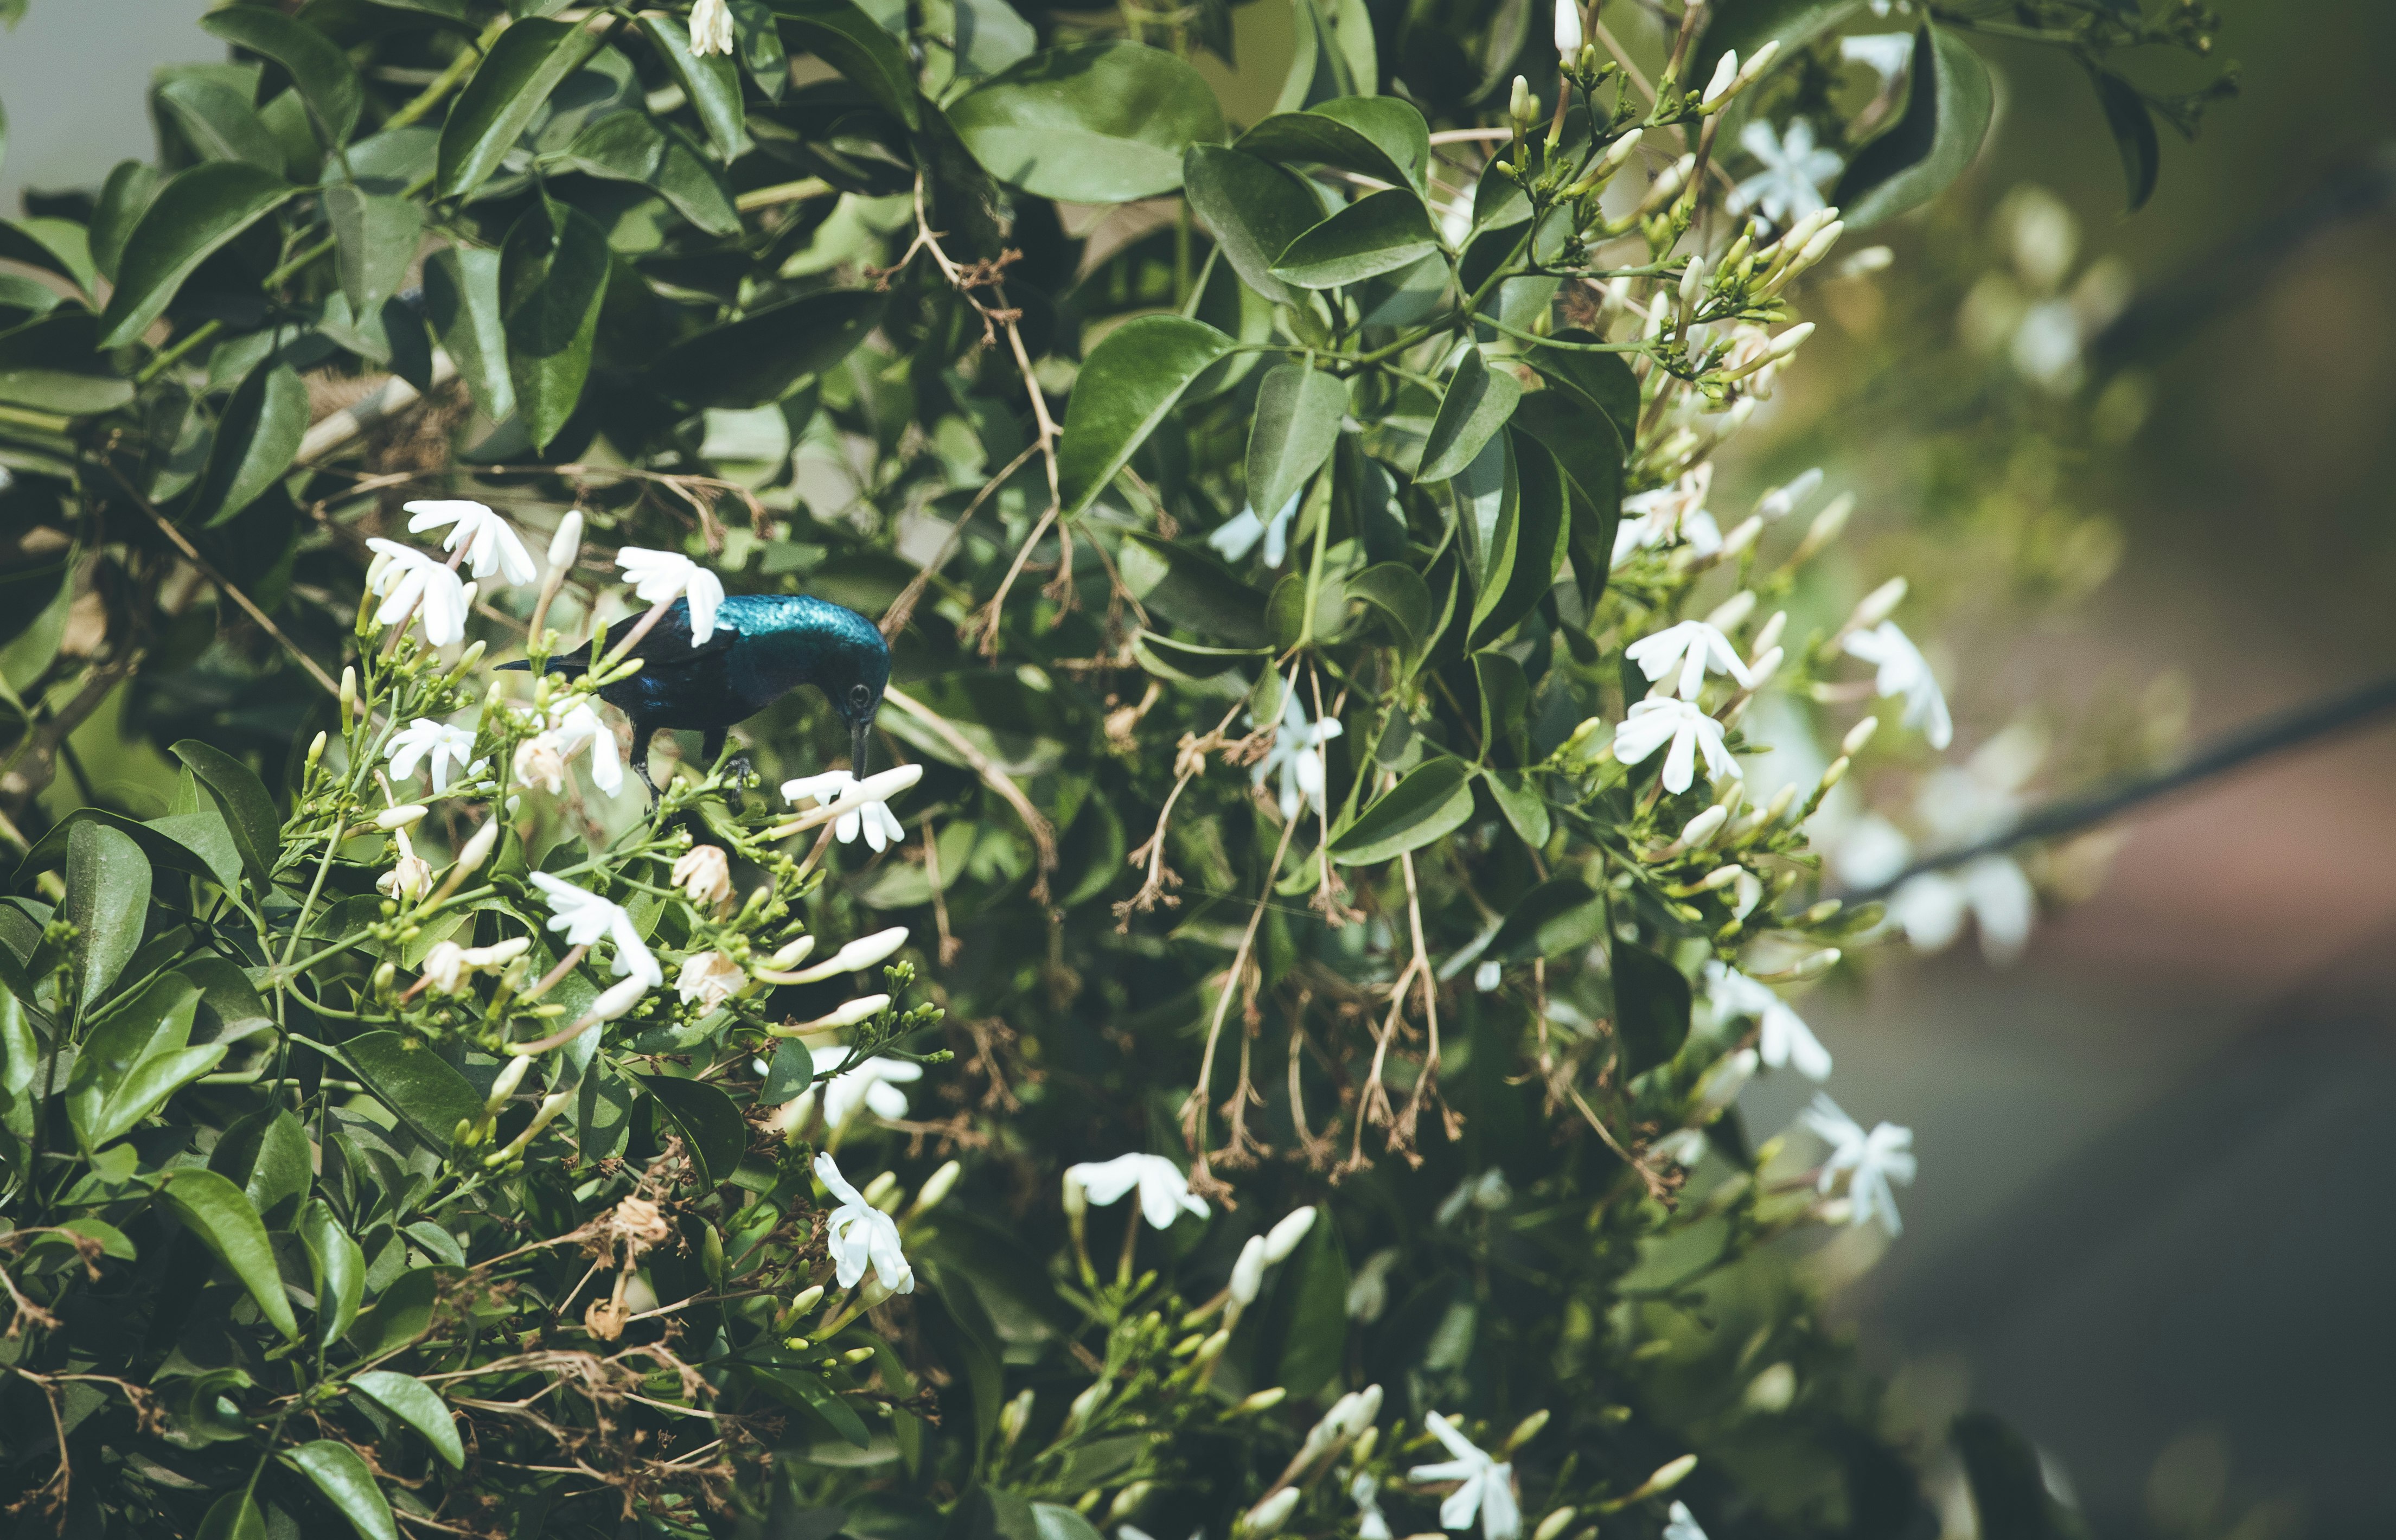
[672,845,733,913]
[782,770,905,852]
[528,873,663,988]
[811,1044,923,1127]
[405,500,536,586]
[676,950,744,1009]
[1613,698,1736,794]
[1409,1412,1522,1540]
[617,547,725,643]
[688,0,734,56]
[1730,118,1841,227]
[1065,1153,1209,1230]
[1251,691,1343,820]
[1843,622,1952,749]
[1800,1093,1916,1235]
[387,718,482,794]
[817,1152,914,1293]
[1627,620,1754,700]
[1206,490,1302,567]
[365,539,471,648]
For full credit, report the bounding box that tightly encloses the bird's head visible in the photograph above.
[823,627,892,772]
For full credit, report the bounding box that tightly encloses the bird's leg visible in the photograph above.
[701,726,754,792]
[630,723,661,804]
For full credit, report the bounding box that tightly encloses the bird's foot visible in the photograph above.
[723,752,754,788]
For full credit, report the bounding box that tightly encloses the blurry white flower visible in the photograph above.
[1352,1473,1392,1540]
[365,539,470,647]
[1347,1247,1400,1321]
[2010,299,2083,391]
[1410,1412,1521,1540]
[1207,490,1302,567]
[1627,620,1754,700]
[1730,118,1841,227]
[1843,622,1952,750]
[817,1152,914,1293]
[1755,467,1823,522]
[1228,1235,1268,1307]
[617,547,726,644]
[1261,1205,1317,1263]
[1552,0,1581,59]
[405,500,536,586]
[1251,691,1343,820]
[1652,1128,1708,1167]
[1613,698,1735,794]
[528,873,662,988]
[1615,467,1721,566]
[1840,32,1914,86]
[1474,958,1503,992]
[677,950,744,1009]
[1706,962,1831,1081]
[1800,1093,1916,1235]
[387,718,483,794]
[689,0,734,56]
[1436,1168,1511,1226]
[1664,1503,1711,1540]
[782,769,906,852]
[1066,1153,1208,1230]
[812,1044,923,1127]
[1888,858,2036,963]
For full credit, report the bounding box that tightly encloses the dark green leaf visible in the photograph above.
[1117,533,1268,648]
[1347,561,1433,666]
[97,162,292,348]
[649,289,885,408]
[748,1363,872,1446]
[422,245,514,421]
[637,15,746,161]
[1417,347,1522,483]
[1482,766,1552,848]
[563,113,740,236]
[0,216,99,296]
[1472,650,1529,764]
[730,0,791,97]
[1129,631,1263,690]
[1509,388,1623,607]
[1244,363,1346,528]
[1467,427,1568,646]
[324,186,421,315]
[349,1267,442,1356]
[499,195,610,449]
[155,75,285,170]
[1953,1412,2090,1540]
[201,6,366,149]
[247,1110,314,1228]
[435,17,602,199]
[282,1440,399,1540]
[947,41,1224,202]
[162,1167,301,1340]
[1488,877,1607,962]
[170,740,280,890]
[1269,189,1439,290]
[1832,27,1994,229]
[642,1074,747,1189]
[195,1492,269,1540]
[0,311,134,416]
[89,161,159,283]
[1268,1213,1347,1398]
[2090,68,2161,213]
[190,361,306,527]
[1181,145,1322,307]
[1528,331,1639,437]
[63,820,149,1009]
[763,0,922,127]
[1236,95,1429,195]
[1612,942,1691,1076]
[301,1198,366,1347]
[13,807,240,894]
[352,1370,464,1469]
[67,975,215,1149]
[1055,316,1234,521]
[1331,756,1476,866]
[343,1032,481,1150]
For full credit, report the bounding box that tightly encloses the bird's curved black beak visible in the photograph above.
[851,718,871,774]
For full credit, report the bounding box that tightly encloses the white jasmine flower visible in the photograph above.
[421,936,529,995]
[1261,1205,1316,1263]
[1065,1153,1209,1230]
[1612,698,1736,794]
[1352,1473,1392,1540]
[1552,0,1581,60]
[1800,1093,1916,1235]
[1206,490,1302,567]
[387,718,482,794]
[1664,1503,1710,1540]
[1473,958,1503,992]
[528,873,663,989]
[782,769,906,852]
[1840,31,1915,86]
[816,1152,915,1294]
[1627,620,1754,700]
[377,826,433,902]
[1409,1412,1522,1540]
[1730,118,1841,227]
[1614,467,1722,566]
[365,538,471,647]
[1706,963,1831,1081]
[552,703,625,795]
[688,0,734,56]
[404,500,536,586]
[1250,691,1344,820]
[671,845,733,912]
[1347,1247,1400,1321]
[676,951,744,1009]
[811,1044,923,1127]
[1755,467,1823,521]
[1843,622,1952,749]
[1435,1168,1511,1226]
[616,546,726,644]
[1652,1127,1709,1167]
[1227,1235,1268,1308]
[1888,857,2036,963]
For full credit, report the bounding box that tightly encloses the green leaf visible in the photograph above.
[1347,561,1434,665]
[947,40,1225,202]
[2090,68,2161,213]
[1129,631,1264,691]
[1055,316,1234,521]
[1267,1211,1348,1398]
[97,162,291,348]
[1472,650,1528,764]
[1117,533,1268,648]
[1481,766,1551,848]
[1832,27,1994,229]
[189,361,306,527]
[170,740,280,890]
[1031,1505,1108,1540]
[201,6,366,150]
[642,1074,748,1190]
[281,1440,399,1540]
[351,1370,464,1469]
[1269,189,1439,290]
[1235,96,1429,196]
[563,113,740,236]
[194,1492,268,1540]
[1488,877,1607,962]
[63,820,150,1009]
[1612,942,1691,1077]
[637,15,746,161]
[648,289,885,408]
[301,1198,367,1347]
[349,1267,442,1357]
[67,974,216,1149]
[1528,331,1639,438]
[0,311,134,416]
[1331,756,1476,866]
[731,0,792,96]
[422,244,514,422]
[1181,145,1321,308]
[1244,363,1346,529]
[1509,388,1623,607]
[162,1167,301,1340]
[1417,347,1522,483]
[343,1031,480,1150]
[90,162,159,282]
[1467,428,1568,646]
[248,1109,314,1228]
[0,990,35,1101]
[1952,1412,2090,1540]
[435,17,602,200]
[499,195,610,450]
[324,186,421,315]
[155,75,286,170]
[764,0,922,128]
[0,216,99,296]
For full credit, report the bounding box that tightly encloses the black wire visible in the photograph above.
[1834,670,2396,904]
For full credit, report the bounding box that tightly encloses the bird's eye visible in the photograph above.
[850,683,872,710]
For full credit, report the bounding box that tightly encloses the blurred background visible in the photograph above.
[6,1,2393,1533]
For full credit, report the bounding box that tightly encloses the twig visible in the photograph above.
[881,441,1042,640]
[880,687,1057,899]
[1179,813,1301,1197]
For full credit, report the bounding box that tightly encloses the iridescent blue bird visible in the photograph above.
[508,594,890,797]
